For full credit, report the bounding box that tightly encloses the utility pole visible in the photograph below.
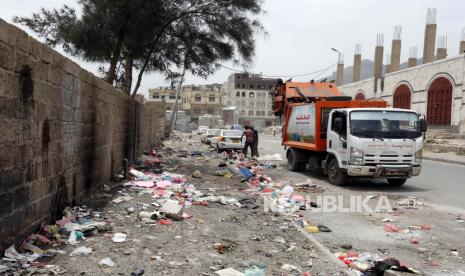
[170,58,187,134]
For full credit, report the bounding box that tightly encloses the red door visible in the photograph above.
[427,77,452,125]
[355,92,365,100]
[393,84,411,109]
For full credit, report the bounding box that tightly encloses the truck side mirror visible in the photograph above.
[419,118,427,132]
[334,118,343,133]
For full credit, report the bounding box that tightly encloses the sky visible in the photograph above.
[2,0,465,97]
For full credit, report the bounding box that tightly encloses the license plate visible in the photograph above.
[231,138,240,143]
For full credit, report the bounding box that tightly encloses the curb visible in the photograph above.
[423,156,465,166]
[291,221,359,276]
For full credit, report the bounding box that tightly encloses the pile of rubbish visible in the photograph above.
[0,206,112,274]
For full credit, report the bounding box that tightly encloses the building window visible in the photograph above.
[241,110,246,115]
[207,107,215,114]
[152,93,159,99]
[209,94,215,102]
[242,84,245,88]
[242,92,246,97]
[249,101,255,107]
[248,110,254,116]
[249,92,255,98]
[236,91,240,97]
[161,95,166,99]
[169,95,176,99]
[250,84,254,89]
[194,94,201,102]
[241,100,246,107]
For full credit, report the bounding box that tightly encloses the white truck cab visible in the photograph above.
[325,108,427,186]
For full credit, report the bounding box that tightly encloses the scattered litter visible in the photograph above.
[192,170,202,178]
[69,246,92,256]
[383,223,400,233]
[112,233,127,243]
[112,195,134,203]
[215,267,245,276]
[98,257,115,267]
[256,154,282,161]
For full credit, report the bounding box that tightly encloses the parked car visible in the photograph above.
[214,129,244,152]
[197,125,209,135]
[200,129,221,144]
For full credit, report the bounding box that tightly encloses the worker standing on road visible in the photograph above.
[250,126,259,157]
[241,126,255,158]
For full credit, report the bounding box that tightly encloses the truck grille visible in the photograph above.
[364,154,414,165]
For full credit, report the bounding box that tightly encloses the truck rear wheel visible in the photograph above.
[287,148,306,171]
[327,159,347,186]
[387,178,407,186]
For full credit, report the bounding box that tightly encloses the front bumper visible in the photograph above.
[347,165,421,178]
[218,142,244,150]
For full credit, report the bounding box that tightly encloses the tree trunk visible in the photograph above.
[106,33,125,84]
[170,64,187,134]
[123,54,133,95]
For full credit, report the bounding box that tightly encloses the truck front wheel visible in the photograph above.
[327,159,347,186]
[387,178,407,186]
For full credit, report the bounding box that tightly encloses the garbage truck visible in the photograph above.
[271,80,427,186]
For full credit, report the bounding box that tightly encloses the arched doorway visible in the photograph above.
[355,92,365,100]
[427,77,453,125]
[393,84,411,109]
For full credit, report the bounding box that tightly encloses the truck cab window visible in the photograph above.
[331,112,347,138]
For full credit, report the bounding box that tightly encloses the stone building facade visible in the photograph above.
[148,84,224,122]
[225,73,278,129]
[339,54,465,133]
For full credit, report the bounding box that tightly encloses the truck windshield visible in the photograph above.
[350,110,421,139]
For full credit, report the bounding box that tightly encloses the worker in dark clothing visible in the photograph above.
[241,126,255,158]
[250,127,259,157]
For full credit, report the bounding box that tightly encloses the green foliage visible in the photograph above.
[14,0,264,95]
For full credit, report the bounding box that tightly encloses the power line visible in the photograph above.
[217,63,336,79]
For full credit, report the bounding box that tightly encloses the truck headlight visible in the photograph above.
[414,149,423,165]
[350,147,364,165]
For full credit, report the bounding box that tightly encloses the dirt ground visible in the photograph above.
[5,133,465,276]
[38,135,347,276]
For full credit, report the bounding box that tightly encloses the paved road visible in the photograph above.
[258,134,465,211]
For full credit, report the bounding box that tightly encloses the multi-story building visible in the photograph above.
[181,84,224,122]
[148,87,179,110]
[149,84,224,122]
[225,73,278,129]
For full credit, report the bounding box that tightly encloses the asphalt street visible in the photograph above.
[259,134,465,211]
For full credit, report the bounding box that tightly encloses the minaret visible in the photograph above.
[385,54,391,74]
[408,47,418,68]
[436,35,447,60]
[422,8,437,64]
[336,53,344,86]
[353,44,361,82]
[459,28,465,54]
[390,26,402,72]
[374,34,384,79]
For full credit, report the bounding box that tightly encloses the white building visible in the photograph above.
[225,73,278,130]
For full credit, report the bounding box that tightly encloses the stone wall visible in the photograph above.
[0,19,165,251]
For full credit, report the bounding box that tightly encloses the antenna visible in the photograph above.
[376,34,384,46]
[409,46,418,59]
[426,8,437,25]
[393,25,402,40]
[437,35,447,48]
[354,44,362,55]
[338,53,344,64]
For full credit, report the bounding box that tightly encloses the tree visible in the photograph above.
[14,0,264,96]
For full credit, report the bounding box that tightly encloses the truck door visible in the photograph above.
[327,111,349,168]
